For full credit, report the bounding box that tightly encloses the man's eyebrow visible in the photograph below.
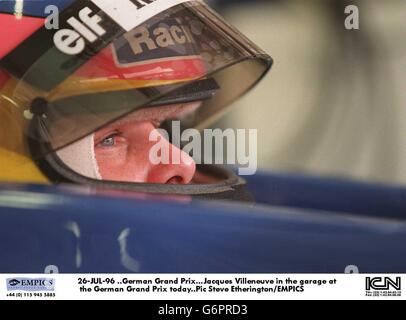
[111,106,180,127]
[107,103,201,128]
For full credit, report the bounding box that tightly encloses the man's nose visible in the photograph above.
[146,127,196,184]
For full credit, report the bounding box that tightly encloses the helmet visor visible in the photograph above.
[1,0,272,159]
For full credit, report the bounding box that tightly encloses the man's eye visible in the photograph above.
[99,135,117,147]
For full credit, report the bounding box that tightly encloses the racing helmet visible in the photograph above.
[0,0,272,196]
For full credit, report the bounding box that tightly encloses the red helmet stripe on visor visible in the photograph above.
[75,45,206,81]
[0,14,44,59]
[0,69,10,89]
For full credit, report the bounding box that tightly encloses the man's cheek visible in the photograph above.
[95,144,128,158]
[95,148,127,175]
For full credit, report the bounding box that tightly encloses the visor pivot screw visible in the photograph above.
[23,110,34,120]
[30,97,48,116]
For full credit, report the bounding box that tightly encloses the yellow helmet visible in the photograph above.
[0,0,272,190]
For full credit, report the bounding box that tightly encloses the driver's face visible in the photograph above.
[93,102,200,184]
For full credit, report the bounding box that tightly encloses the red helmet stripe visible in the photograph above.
[75,46,206,81]
[0,14,44,59]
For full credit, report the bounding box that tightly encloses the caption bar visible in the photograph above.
[0,274,404,300]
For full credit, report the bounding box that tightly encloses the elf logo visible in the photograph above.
[53,0,192,55]
[53,7,106,55]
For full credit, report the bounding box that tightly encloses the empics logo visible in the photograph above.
[53,7,106,55]
[366,277,401,297]
[8,279,21,287]
[6,278,55,292]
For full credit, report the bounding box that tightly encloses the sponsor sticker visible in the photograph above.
[91,0,198,32]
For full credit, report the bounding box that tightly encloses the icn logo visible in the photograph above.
[365,277,401,297]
